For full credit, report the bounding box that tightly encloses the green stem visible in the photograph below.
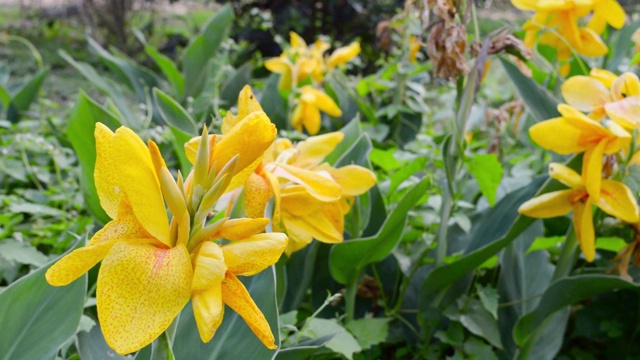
[552,225,579,281]
[345,278,359,322]
[436,186,453,266]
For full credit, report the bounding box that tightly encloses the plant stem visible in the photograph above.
[436,185,453,266]
[552,225,578,281]
[345,278,359,322]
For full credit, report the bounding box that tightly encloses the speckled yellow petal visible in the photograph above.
[192,285,225,342]
[605,97,640,129]
[214,112,276,176]
[94,123,121,219]
[217,218,270,240]
[596,180,640,223]
[222,233,288,276]
[112,127,170,246]
[294,132,344,168]
[573,200,595,262]
[271,163,341,202]
[221,273,277,349]
[245,172,274,219]
[327,42,361,68]
[328,165,376,196]
[611,72,640,100]
[528,118,586,154]
[548,163,583,189]
[518,190,575,218]
[192,241,227,292]
[98,242,192,355]
[283,212,343,244]
[561,76,610,112]
[46,199,155,286]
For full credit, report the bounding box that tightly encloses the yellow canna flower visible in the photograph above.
[519,163,639,262]
[327,42,361,68]
[587,0,626,33]
[528,104,630,199]
[247,132,377,256]
[562,70,640,129]
[47,111,285,354]
[409,36,421,62]
[291,86,342,135]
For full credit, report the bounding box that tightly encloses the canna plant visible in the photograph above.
[45,108,286,354]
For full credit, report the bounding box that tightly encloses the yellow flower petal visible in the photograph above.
[518,190,576,218]
[573,200,595,262]
[280,186,325,216]
[327,165,377,196]
[214,111,277,176]
[293,132,344,168]
[289,31,306,48]
[217,218,270,240]
[301,86,342,117]
[604,97,640,129]
[98,242,192,355]
[264,57,293,90]
[193,285,225,342]
[301,100,322,135]
[548,163,584,189]
[611,72,640,101]
[511,0,537,10]
[222,233,288,276]
[94,123,121,219]
[528,118,587,154]
[270,163,341,202]
[322,201,345,237]
[192,241,227,292]
[221,273,277,349]
[327,42,361,68]
[561,76,611,113]
[582,140,606,201]
[112,127,170,246]
[596,180,640,223]
[577,27,608,57]
[236,86,265,126]
[589,68,617,88]
[282,211,343,245]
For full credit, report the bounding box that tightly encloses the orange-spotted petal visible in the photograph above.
[221,273,277,349]
[98,242,192,355]
[245,172,274,219]
[94,123,121,219]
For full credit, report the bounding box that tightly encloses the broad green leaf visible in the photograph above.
[6,68,48,122]
[500,57,560,122]
[172,267,279,359]
[260,74,287,131]
[325,117,363,165]
[66,91,121,224]
[459,300,502,349]
[513,275,640,347]
[526,236,563,254]
[0,85,10,110]
[274,336,333,360]
[606,21,640,71]
[0,243,87,360]
[595,237,627,253]
[345,318,390,350]
[182,4,234,98]
[88,37,158,103]
[220,62,253,108]
[169,126,193,176]
[477,285,498,320]
[153,88,197,134]
[77,325,128,360]
[330,177,429,285]
[145,45,185,98]
[305,318,361,360]
[388,156,428,197]
[281,242,319,313]
[60,50,137,127]
[369,147,402,172]
[468,154,503,206]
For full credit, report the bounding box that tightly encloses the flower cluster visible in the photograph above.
[188,87,377,256]
[519,68,640,262]
[265,32,360,135]
[46,108,286,354]
[512,0,626,75]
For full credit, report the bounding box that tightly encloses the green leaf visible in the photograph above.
[468,154,503,206]
[325,117,363,165]
[153,88,197,134]
[606,21,640,71]
[274,336,333,360]
[526,236,563,254]
[0,85,10,110]
[477,285,498,320]
[500,57,560,122]
[260,74,288,131]
[77,325,129,360]
[459,300,502,349]
[220,62,253,108]
[172,267,279,359]
[0,242,87,360]
[0,239,48,267]
[88,37,158,103]
[305,318,361,360]
[169,126,194,176]
[345,318,390,350]
[330,177,429,285]
[6,68,48,122]
[281,242,319,313]
[66,91,121,224]
[145,45,185,98]
[513,275,640,347]
[369,147,402,172]
[182,4,234,98]
[595,237,627,253]
[388,156,428,197]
